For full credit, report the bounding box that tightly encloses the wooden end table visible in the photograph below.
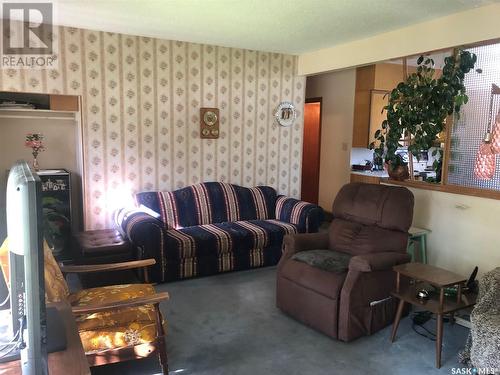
[390,262,476,368]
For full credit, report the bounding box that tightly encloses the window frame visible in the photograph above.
[384,38,500,200]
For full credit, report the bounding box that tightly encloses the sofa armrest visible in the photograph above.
[349,252,410,272]
[275,196,324,232]
[114,207,167,282]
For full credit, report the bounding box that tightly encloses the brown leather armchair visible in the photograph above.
[276,182,414,342]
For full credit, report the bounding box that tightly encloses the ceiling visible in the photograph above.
[41,0,499,54]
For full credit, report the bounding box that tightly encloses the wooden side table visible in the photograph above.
[390,262,476,368]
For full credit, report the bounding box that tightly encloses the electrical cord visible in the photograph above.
[0,330,21,358]
[0,316,25,358]
[0,329,20,351]
[0,339,21,358]
[412,311,437,341]
[0,293,9,308]
[412,321,436,341]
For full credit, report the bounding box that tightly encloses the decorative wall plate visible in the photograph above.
[275,101,296,127]
[200,107,220,139]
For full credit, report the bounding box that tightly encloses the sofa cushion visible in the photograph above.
[280,259,347,300]
[166,219,298,259]
[136,182,277,229]
[292,249,352,273]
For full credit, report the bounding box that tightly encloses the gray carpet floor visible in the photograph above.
[92,267,469,375]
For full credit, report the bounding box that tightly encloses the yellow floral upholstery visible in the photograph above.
[43,240,70,303]
[1,237,164,355]
[0,238,69,304]
[0,238,9,287]
[71,284,160,353]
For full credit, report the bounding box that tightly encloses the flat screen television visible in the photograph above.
[3,161,48,374]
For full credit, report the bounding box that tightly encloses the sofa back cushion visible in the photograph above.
[136,182,277,228]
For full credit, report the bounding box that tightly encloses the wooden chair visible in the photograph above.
[1,238,170,374]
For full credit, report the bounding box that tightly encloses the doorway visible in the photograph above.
[301,98,322,204]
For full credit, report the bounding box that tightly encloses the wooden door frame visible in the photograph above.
[302,97,323,204]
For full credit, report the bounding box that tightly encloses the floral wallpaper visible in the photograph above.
[0,26,305,229]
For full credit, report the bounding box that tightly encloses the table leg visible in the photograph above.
[407,239,415,262]
[390,299,406,342]
[436,313,444,368]
[421,235,428,264]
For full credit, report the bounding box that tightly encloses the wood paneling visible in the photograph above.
[383,178,500,200]
[352,65,375,147]
[301,100,322,204]
[368,90,389,146]
[49,95,79,111]
[350,173,381,184]
[374,63,404,91]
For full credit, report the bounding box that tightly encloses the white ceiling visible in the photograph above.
[40,0,500,54]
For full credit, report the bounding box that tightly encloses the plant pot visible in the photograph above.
[386,163,409,181]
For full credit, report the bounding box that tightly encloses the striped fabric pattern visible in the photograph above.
[220,182,240,222]
[136,182,276,229]
[275,196,323,232]
[120,183,323,282]
[236,220,269,248]
[165,220,298,264]
[191,183,213,225]
[249,187,269,220]
[200,224,233,254]
[266,219,299,235]
[158,191,180,229]
[167,229,196,258]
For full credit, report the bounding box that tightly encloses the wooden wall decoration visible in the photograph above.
[200,107,220,139]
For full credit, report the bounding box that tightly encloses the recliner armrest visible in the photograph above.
[279,232,329,267]
[349,252,410,272]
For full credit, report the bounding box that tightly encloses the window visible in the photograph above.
[389,41,500,200]
[447,42,500,192]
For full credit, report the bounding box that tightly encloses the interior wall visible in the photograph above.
[0,24,305,229]
[0,116,80,240]
[408,187,500,278]
[305,69,356,211]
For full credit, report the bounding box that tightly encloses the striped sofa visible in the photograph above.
[116,182,323,282]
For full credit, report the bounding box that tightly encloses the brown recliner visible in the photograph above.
[276,182,414,342]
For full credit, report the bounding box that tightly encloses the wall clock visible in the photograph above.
[275,101,296,127]
[200,107,220,139]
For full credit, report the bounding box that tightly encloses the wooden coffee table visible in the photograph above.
[390,262,476,368]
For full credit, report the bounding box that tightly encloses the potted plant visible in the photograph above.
[370,49,477,181]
